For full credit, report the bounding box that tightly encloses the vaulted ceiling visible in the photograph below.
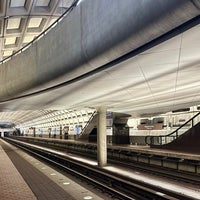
[0,0,200,127]
[1,22,200,126]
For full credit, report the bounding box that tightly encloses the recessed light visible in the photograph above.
[63,182,70,185]
[83,196,93,200]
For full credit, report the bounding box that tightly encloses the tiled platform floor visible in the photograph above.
[0,139,106,200]
[0,145,37,200]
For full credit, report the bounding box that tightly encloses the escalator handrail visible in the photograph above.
[78,111,97,137]
[145,111,200,145]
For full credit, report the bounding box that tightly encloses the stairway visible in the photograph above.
[145,112,200,154]
[78,111,97,142]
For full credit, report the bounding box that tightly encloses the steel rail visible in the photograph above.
[4,137,197,200]
[9,136,200,186]
[8,136,200,186]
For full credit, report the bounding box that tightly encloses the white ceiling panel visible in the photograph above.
[179,62,200,71]
[3,50,13,56]
[35,0,50,7]
[7,18,21,29]
[23,35,35,43]
[106,62,143,78]
[180,47,200,62]
[176,80,200,90]
[126,82,150,89]
[177,70,200,79]
[48,18,58,26]
[153,91,175,101]
[59,0,73,8]
[149,85,175,93]
[137,50,180,68]
[173,87,200,99]
[28,18,43,28]
[126,89,152,99]
[142,35,182,54]
[118,77,147,88]
[10,0,26,7]
[5,37,16,45]
[181,24,200,49]
[140,63,178,77]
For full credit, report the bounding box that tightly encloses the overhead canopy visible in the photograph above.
[0,0,200,125]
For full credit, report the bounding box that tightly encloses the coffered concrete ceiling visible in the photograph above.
[0,0,74,60]
[0,0,76,126]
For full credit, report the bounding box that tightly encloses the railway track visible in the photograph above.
[3,137,199,200]
[11,136,200,186]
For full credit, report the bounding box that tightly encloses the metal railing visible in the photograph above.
[145,111,200,146]
[78,111,97,137]
[0,0,79,65]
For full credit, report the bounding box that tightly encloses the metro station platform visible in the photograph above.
[14,136,200,161]
[0,139,106,200]
[7,136,200,175]
[110,144,200,161]
[2,137,200,200]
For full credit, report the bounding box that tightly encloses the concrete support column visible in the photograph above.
[97,107,107,167]
[33,128,36,137]
[60,125,62,139]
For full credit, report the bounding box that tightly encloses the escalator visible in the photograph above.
[145,112,200,154]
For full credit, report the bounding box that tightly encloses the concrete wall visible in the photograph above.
[0,0,200,101]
